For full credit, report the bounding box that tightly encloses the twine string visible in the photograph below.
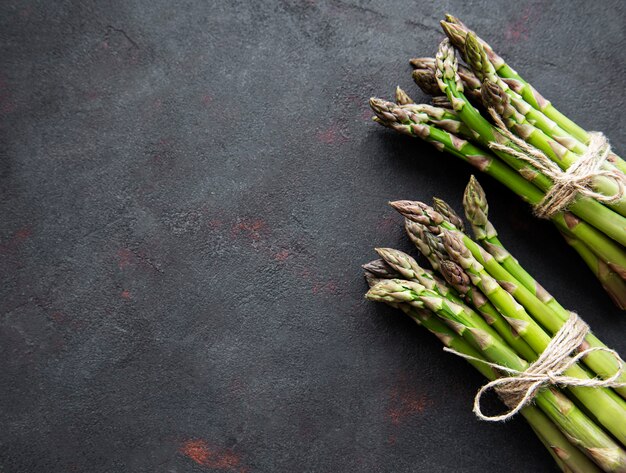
[486,109,624,219]
[444,313,626,422]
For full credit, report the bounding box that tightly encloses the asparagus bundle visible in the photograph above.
[364,179,626,472]
[369,15,626,307]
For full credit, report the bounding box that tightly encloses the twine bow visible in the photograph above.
[445,313,626,422]
[486,109,625,219]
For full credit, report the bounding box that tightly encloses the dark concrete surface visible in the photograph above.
[1,1,625,472]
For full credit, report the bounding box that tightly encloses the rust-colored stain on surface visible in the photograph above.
[0,226,32,254]
[312,280,339,295]
[116,248,134,269]
[179,439,247,472]
[272,248,290,261]
[504,4,541,42]
[387,385,433,426]
[316,126,348,145]
[231,219,268,241]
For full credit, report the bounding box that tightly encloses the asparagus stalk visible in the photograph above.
[377,229,523,357]
[440,14,626,175]
[463,174,557,303]
[529,421,602,473]
[364,271,602,473]
[417,52,587,172]
[404,103,474,139]
[367,279,626,471]
[407,70,626,221]
[462,32,586,154]
[425,199,538,360]
[374,248,460,302]
[377,246,537,362]
[404,220,441,270]
[393,86,472,139]
[477,76,626,218]
[439,16,586,144]
[410,57,443,96]
[559,229,626,311]
[362,258,403,285]
[394,200,626,399]
[434,38,626,247]
[441,230,626,442]
[411,57,484,106]
[462,176,626,395]
[369,98,626,277]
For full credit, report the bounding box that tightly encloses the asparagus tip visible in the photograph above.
[481,79,509,115]
[412,69,442,96]
[440,19,467,51]
[432,197,465,231]
[395,86,414,105]
[410,57,434,70]
[463,175,489,227]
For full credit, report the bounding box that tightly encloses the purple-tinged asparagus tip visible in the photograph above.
[362,258,401,280]
[440,259,471,294]
[412,69,443,96]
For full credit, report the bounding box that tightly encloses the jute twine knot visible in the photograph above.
[486,109,625,219]
[444,313,626,422]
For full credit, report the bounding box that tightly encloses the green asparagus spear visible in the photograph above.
[438,230,626,444]
[559,229,626,310]
[364,271,602,473]
[367,279,626,471]
[462,176,626,394]
[376,247,536,361]
[434,38,626,247]
[393,199,626,400]
[440,14,626,175]
[369,98,626,278]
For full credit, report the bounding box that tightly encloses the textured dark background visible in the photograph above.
[1,1,625,472]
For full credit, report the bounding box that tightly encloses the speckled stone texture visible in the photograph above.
[0,1,624,472]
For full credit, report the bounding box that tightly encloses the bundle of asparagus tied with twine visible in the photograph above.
[364,177,626,472]
[369,15,626,308]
